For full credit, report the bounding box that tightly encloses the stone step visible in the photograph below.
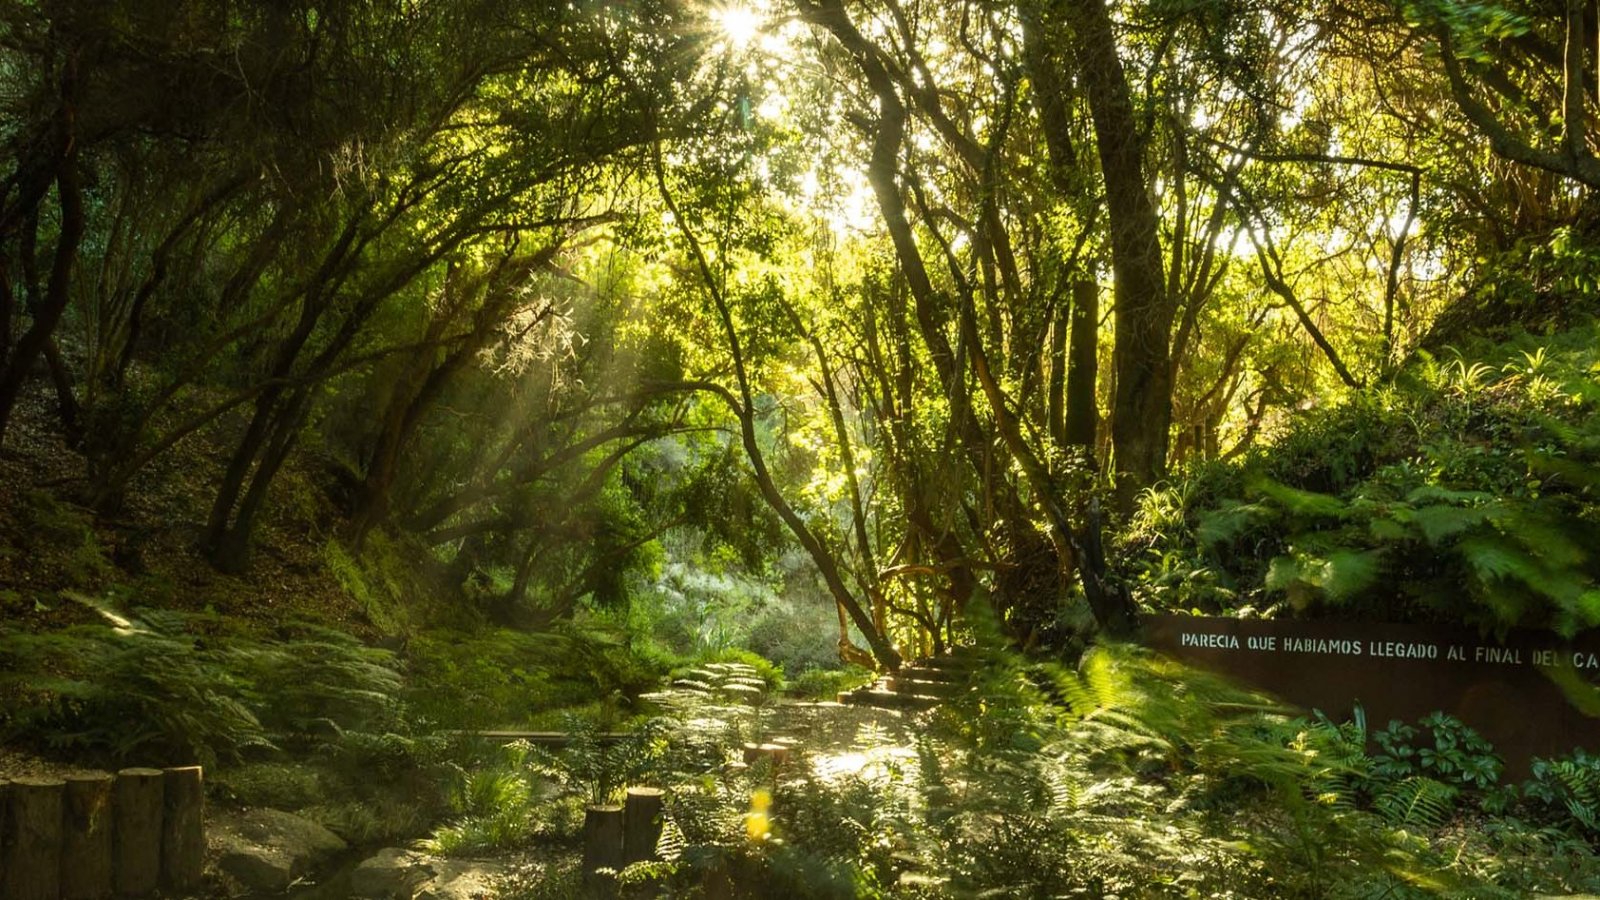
[895,665,963,684]
[837,688,941,711]
[916,652,979,671]
[886,676,964,698]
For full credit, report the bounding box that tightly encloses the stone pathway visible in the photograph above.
[833,648,978,712]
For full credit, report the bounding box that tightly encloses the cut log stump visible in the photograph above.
[62,772,114,900]
[113,768,163,897]
[741,743,791,771]
[160,767,204,891]
[622,787,665,865]
[582,804,624,897]
[3,777,65,900]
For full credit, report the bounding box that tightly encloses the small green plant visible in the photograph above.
[1524,748,1600,837]
[425,749,540,854]
[1373,775,1460,829]
[1373,711,1503,790]
[785,666,873,700]
[523,716,673,805]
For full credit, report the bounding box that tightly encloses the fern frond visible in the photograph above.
[1374,777,1457,829]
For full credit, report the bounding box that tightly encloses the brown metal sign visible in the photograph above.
[1143,614,1600,777]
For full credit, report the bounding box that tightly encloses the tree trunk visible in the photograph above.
[582,804,624,896]
[211,393,310,573]
[204,385,292,553]
[1065,278,1099,448]
[621,787,664,865]
[43,337,81,441]
[0,258,12,361]
[0,159,84,446]
[1065,0,1174,513]
[1047,301,1069,444]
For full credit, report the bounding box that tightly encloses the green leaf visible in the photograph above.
[1252,478,1347,518]
[1405,485,1492,506]
[1368,517,1409,541]
[1195,502,1271,546]
[1264,556,1306,592]
[1409,505,1488,545]
[1321,550,1383,603]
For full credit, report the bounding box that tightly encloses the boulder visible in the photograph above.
[215,844,296,893]
[417,859,508,900]
[350,847,435,898]
[212,808,348,892]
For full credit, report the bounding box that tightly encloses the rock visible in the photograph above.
[417,859,508,900]
[211,808,348,892]
[216,845,295,893]
[239,808,348,857]
[350,847,435,898]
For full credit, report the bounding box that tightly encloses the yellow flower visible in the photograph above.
[746,788,772,841]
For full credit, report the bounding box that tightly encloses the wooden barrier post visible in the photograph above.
[622,787,664,865]
[62,772,114,900]
[741,743,790,772]
[581,804,624,897]
[113,768,163,896]
[160,767,204,891]
[3,777,64,900]
[0,781,8,898]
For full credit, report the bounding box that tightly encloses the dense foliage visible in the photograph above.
[457,640,1600,898]
[5,0,1600,894]
[1129,322,1600,633]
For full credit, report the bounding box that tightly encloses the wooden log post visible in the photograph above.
[0,781,7,898]
[160,767,203,891]
[581,804,624,897]
[62,773,114,900]
[741,743,790,772]
[622,787,664,865]
[3,778,64,900]
[112,768,163,897]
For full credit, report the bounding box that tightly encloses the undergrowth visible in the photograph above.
[456,623,1600,897]
[1129,323,1600,632]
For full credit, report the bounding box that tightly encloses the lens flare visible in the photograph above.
[714,5,762,47]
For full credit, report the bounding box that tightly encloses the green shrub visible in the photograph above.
[231,623,404,740]
[785,666,873,700]
[1524,748,1600,837]
[1130,325,1600,633]
[405,628,574,729]
[744,599,844,675]
[1373,711,1503,790]
[0,613,270,766]
[0,606,413,768]
[211,762,325,809]
[523,716,675,805]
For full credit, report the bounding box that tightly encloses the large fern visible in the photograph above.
[1374,776,1459,829]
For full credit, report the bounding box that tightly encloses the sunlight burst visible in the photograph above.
[714,4,763,47]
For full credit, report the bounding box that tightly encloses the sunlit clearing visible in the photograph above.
[811,745,917,784]
[715,5,762,47]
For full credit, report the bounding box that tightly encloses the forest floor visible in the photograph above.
[0,374,368,635]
